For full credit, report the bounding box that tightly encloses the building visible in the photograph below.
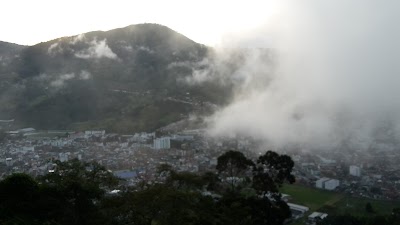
[85,130,105,138]
[316,178,330,189]
[316,177,340,190]
[59,153,69,162]
[308,212,328,225]
[287,203,309,219]
[154,137,171,149]
[324,179,340,190]
[349,165,361,177]
[5,158,13,166]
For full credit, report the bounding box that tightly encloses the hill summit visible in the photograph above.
[0,24,233,132]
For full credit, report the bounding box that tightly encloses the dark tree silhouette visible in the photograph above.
[216,150,255,192]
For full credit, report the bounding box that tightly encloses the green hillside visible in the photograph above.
[0,24,239,132]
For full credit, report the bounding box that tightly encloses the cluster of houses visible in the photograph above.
[2,126,400,224]
[291,150,400,200]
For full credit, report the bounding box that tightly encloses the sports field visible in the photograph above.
[281,184,400,216]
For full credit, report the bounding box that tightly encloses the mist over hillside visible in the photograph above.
[0,24,253,132]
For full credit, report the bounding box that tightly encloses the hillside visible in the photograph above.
[0,24,236,132]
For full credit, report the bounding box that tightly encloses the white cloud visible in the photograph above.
[206,1,400,151]
[47,42,62,56]
[48,70,91,87]
[50,73,75,87]
[138,46,154,54]
[75,39,118,59]
[79,70,91,80]
[70,33,86,44]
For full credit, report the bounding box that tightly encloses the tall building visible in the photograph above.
[349,165,361,177]
[153,137,171,149]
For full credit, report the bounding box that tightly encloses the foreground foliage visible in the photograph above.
[1,150,294,225]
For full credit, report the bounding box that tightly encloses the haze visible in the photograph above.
[205,0,400,151]
[1,0,276,47]
[3,0,400,151]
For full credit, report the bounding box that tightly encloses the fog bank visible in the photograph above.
[206,1,400,150]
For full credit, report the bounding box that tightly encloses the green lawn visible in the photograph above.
[281,184,344,211]
[332,197,400,216]
[281,184,400,217]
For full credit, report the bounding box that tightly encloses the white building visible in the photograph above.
[153,137,171,149]
[287,203,309,219]
[171,134,194,141]
[308,212,328,225]
[59,153,69,162]
[316,178,340,190]
[85,130,105,138]
[5,158,13,166]
[349,165,361,177]
[316,178,330,189]
[287,203,309,213]
[324,179,340,190]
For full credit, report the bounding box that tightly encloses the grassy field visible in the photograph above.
[281,184,344,211]
[332,197,400,216]
[281,184,400,216]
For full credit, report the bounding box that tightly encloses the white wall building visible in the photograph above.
[316,178,340,190]
[5,158,13,166]
[85,130,105,138]
[308,212,328,225]
[316,178,330,189]
[59,153,69,162]
[154,137,171,149]
[349,165,361,177]
[324,179,340,190]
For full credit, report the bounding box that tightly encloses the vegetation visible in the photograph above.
[0,150,295,225]
[0,24,240,132]
[280,184,344,211]
[281,184,400,216]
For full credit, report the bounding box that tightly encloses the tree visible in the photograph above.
[216,150,255,192]
[253,151,295,195]
[0,173,40,224]
[38,159,119,225]
[215,150,294,225]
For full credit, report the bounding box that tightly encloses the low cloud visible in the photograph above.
[205,1,400,151]
[75,39,118,59]
[70,33,86,45]
[49,70,91,87]
[78,70,91,80]
[138,46,154,54]
[47,42,63,56]
[50,73,75,87]
[179,48,274,89]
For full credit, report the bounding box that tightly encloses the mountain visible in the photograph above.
[0,41,26,60]
[0,24,234,132]
[0,41,27,123]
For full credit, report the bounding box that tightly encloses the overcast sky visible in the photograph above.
[1,0,277,46]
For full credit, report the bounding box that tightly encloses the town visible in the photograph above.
[1,122,399,201]
[1,122,400,223]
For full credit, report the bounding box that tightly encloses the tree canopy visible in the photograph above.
[0,150,297,225]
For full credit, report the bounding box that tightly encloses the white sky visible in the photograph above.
[1,0,278,46]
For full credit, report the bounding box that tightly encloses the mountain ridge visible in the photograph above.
[0,23,234,132]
